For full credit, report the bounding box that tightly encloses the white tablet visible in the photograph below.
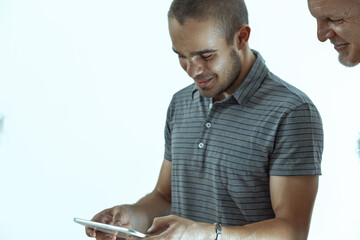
[74,218,149,238]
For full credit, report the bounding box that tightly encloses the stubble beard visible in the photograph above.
[338,51,359,67]
[198,48,242,98]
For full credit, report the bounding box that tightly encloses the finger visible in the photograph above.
[94,231,118,240]
[86,226,96,237]
[144,229,168,240]
[125,235,141,240]
[112,207,131,227]
[94,229,130,240]
[147,215,173,234]
[86,213,112,237]
[92,210,114,224]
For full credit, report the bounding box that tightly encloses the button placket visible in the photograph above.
[194,99,214,166]
[199,102,214,151]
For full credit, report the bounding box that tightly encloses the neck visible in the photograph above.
[239,47,256,82]
[213,47,256,102]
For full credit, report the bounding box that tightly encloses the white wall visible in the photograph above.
[0,0,359,239]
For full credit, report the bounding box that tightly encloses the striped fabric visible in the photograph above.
[164,51,323,226]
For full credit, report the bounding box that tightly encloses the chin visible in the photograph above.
[339,57,360,67]
[198,88,215,98]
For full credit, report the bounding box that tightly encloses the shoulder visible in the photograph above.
[172,83,195,99]
[169,83,196,107]
[258,71,317,111]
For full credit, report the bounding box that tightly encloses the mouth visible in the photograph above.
[195,78,213,88]
[333,42,349,52]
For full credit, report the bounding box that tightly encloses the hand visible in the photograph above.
[146,215,213,240]
[85,205,146,240]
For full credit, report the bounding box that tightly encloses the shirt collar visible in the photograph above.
[191,50,269,105]
[231,50,269,106]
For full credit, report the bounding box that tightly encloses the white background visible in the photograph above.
[0,0,359,239]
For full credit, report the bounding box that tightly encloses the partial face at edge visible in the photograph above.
[308,0,360,67]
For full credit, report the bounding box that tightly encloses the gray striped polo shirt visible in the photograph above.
[164,51,323,226]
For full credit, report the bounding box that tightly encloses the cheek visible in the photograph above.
[209,59,226,76]
[333,24,355,42]
[179,58,187,71]
[333,26,345,37]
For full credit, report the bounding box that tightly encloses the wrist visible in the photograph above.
[193,222,218,240]
[214,223,222,240]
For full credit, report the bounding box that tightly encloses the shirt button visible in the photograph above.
[209,103,213,109]
[206,122,212,128]
[198,143,204,149]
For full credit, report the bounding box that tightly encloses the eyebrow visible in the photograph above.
[172,48,217,57]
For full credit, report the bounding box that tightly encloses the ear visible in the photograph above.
[233,25,251,50]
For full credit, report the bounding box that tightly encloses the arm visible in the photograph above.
[86,158,172,239]
[222,175,319,240]
[132,158,172,230]
[147,175,318,240]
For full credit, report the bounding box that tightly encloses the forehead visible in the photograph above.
[308,0,357,18]
[168,18,225,52]
[308,0,339,17]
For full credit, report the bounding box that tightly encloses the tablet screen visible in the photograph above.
[74,218,149,238]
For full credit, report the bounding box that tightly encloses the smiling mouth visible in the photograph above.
[333,42,349,52]
[195,78,213,88]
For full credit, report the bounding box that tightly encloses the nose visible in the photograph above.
[317,20,335,42]
[185,60,204,78]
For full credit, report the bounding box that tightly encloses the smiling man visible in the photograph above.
[86,1,324,239]
[308,0,360,67]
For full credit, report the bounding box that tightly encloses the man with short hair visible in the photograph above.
[86,0,323,239]
[307,0,360,158]
[307,0,360,67]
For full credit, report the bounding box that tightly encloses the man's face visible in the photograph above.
[168,18,242,101]
[308,0,360,67]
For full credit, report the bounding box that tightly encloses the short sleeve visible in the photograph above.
[164,99,173,162]
[269,103,324,176]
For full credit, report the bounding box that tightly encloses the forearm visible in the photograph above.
[192,217,308,240]
[221,217,308,240]
[132,188,172,229]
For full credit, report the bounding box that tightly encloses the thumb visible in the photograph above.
[147,215,173,234]
[112,206,131,227]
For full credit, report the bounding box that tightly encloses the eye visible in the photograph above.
[201,53,214,60]
[177,54,185,59]
[328,18,344,24]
